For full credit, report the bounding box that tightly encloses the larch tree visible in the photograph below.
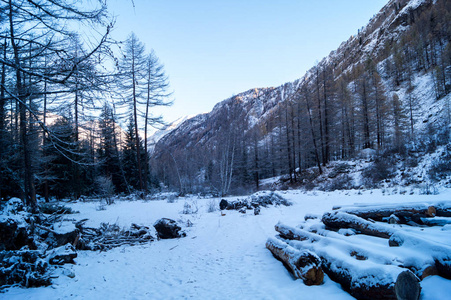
[118,33,147,193]
[0,0,113,208]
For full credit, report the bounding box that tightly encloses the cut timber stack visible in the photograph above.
[267,201,451,300]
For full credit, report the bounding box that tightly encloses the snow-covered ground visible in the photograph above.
[3,189,451,299]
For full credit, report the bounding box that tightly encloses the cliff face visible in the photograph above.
[152,0,451,194]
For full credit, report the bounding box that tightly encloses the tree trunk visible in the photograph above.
[266,237,324,285]
[336,203,441,224]
[131,44,144,192]
[275,223,441,281]
[322,211,395,238]
[9,0,37,211]
[276,224,421,300]
[303,89,322,174]
[0,40,6,200]
[316,67,325,165]
[361,78,371,149]
[322,67,330,164]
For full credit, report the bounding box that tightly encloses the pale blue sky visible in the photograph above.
[108,0,387,123]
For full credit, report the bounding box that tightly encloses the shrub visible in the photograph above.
[39,203,78,214]
[206,199,217,213]
[322,174,355,191]
[182,200,199,214]
[361,156,395,187]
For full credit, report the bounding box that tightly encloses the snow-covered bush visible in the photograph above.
[166,194,177,203]
[95,176,115,205]
[321,174,355,192]
[361,156,395,187]
[328,163,352,179]
[206,199,217,213]
[428,147,451,182]
[39,203,78,215]
[182,200,199,214]
[247,191,292,207]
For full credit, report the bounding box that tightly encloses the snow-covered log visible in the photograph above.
[284,236,421,300]
[275,223,438,281]
[335,201,451,224]
[266,237,323,285]
[322,211,396,238]
[388,231,451,279]
[420,217,451,226]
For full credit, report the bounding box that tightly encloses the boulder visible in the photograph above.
[153,218,186,239]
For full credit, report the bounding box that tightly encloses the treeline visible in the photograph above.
[0,1,170,208]
[152,0,451,195]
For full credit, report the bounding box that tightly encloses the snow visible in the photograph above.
[2,189,451,299]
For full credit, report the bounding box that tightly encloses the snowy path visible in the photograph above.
[3,190,451,299]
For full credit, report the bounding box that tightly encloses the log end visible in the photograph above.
[303,266,324,286]
[426,206,436,217]
[394,270,421,300]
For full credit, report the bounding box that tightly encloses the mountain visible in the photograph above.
[147,115,197,154]
[152,0,451,195]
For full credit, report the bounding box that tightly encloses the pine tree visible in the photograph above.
[98,103,123,193]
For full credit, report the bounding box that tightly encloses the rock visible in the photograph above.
[153,218,186,239]
[239,207,246,214]
[46,244,77,265]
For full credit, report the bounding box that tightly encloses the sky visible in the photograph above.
[108,0,388,124]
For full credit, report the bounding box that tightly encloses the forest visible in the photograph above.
[1,0,451,207]
[0,0,171,208]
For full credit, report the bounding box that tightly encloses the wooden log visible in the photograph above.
[420,217,451,226]
[335,201,451,224]
[285,237,421,300]
[322,211,396,238]
[388,231,451,279]
[275,223,438,281]
[266,237,323,285]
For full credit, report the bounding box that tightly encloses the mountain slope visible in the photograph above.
[152,0,451,195]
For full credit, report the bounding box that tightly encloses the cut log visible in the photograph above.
[420,217,451,226]
[275,223,438,281]
[322,211,396,238]
[335,201,451,224]
[394,271,422,300]
[266,237,323,285]
[388,231,451,279]
[285,237,421,300]
[435,203,451,217]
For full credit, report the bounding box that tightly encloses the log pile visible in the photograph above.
[267,201,451,300]
[75,220,155,250]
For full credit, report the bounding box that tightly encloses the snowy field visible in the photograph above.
[3,189,451,300]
